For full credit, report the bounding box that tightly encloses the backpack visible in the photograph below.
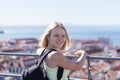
[22,49,64,80]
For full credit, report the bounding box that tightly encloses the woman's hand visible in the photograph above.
[74,50,87,58]
[73,50,87,70]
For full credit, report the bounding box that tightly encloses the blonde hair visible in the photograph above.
[39,22,71,50]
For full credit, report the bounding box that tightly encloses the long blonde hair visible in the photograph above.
[39,22,71,50]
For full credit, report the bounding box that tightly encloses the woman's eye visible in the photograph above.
[54,34,65,38]
[62,35,65,37]
[54,35,59,37]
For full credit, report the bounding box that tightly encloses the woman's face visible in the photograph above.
[47,27,66,50]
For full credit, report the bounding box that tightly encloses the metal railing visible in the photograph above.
[0,52,39,80]
[1,52,120,80]
[0,52,80,80]
[87,56,120,80]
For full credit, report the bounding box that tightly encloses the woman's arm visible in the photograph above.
[46,50,87,71]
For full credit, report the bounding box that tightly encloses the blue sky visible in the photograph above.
[0,0,120,26]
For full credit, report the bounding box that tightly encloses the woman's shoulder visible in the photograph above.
[36,48,45,55]
[48,51,65,60]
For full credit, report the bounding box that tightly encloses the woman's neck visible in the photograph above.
[46,47,58,51]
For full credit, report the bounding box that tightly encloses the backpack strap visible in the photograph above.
[37,49,52,67]
[39,48,46,57]
[38,48,64,80]
[57,67,64,80]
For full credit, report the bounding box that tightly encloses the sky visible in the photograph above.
[0,0,120,26]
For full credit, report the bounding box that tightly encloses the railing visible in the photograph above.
[87,56,120,80]
[0,52,80,80]
[0,52,39,80]
[0,52,120,80]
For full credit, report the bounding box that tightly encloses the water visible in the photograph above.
[0,25,120,46]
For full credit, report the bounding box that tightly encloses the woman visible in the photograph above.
[37,22,87,80]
